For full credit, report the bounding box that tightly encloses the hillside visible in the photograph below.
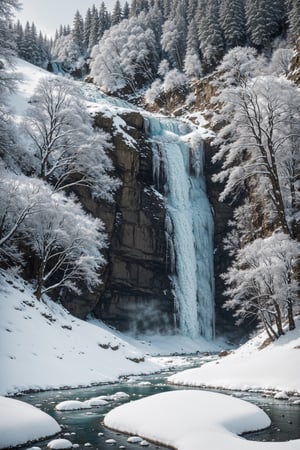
[0,268,220,396]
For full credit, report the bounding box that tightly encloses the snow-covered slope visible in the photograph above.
[0,270,221,396]
[0,270,161,396]
[169,319,300,394]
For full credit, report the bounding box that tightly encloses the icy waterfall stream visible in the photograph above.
[83,86,215,340]
[145,116,214,340]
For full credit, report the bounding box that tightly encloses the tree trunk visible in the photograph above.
[287,300,295,331]
[34,258,45,300]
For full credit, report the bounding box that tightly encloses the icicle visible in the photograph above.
[152,143,161,189]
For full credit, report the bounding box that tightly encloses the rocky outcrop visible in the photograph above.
[288,36,300,86]
[61,110,174,333]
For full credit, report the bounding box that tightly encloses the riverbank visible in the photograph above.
[168,318,300,395]
[0,271,220,397]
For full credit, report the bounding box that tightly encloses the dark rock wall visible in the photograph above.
[203,141,236,336]
[61,110,174,333]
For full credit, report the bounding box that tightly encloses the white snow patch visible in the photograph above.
[55,400,91,411]
[0,396,60,449]
[168,318,300,394]
[47,439,73,449]
[127,436,143,443]
[104,390,300,450]
[274,391,289,400]
[84,397,109,407]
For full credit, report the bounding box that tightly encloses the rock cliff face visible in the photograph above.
[61,110,174,333]
[288,37,300,86]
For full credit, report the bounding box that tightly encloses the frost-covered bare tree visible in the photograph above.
[212,49,300,237]
[213,48,300,336]
[22,188,106,300]
[223,233,300,337]
[0,168,107,300]
[24,77,119,201]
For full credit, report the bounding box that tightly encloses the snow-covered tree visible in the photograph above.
[219,0,246,49]
[24,77,119,201]
[245,0,286,51]
[223,232,300,336]
[111,0,123,25]
[147,0,164,51]
[0,0,20,65]
[212,66,299,237]
[0,174,40,266]
[144,66,188,104]
[84,7,93,49]
[268,47,293,76]
[51,34,85,73]
[163,68,188,93]
[184,18,202,79]
[287,0,300,45]
[197,0,224,70]
[0,0,21,177]
[123,1,130,19]
[90,15,158,93]
[213,48,300,336]
[99,2,111,38]
[161,0,187,69]
[23,187,106,300]
[72,10,85,54]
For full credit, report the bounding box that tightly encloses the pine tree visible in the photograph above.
[123,1,130,19]
[287,0,300,45]
[245,0,286,51]
[161,0,187,69]
[14,20,24,57]
[72,10,85,53]
[163,0,171,18]
[99,2,111,38]
[89,5,100,49]
[111,0,123,25]
[187,0,198,21]
[184,18,202,78]
[130,0,149,16]
[219,0,246,49]
[147,0,164,48]
[198,0,224,70]
[29,22,41,65]
[84,7,92,49]
[0,0,20,64]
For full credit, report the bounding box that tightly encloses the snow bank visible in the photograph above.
[0,396,60,449]
[0,271,160,396]
[169,319,300,394]
[104,390,300,450]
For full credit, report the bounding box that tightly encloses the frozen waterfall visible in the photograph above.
[81,84,215,340]
[146,116,215,340]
